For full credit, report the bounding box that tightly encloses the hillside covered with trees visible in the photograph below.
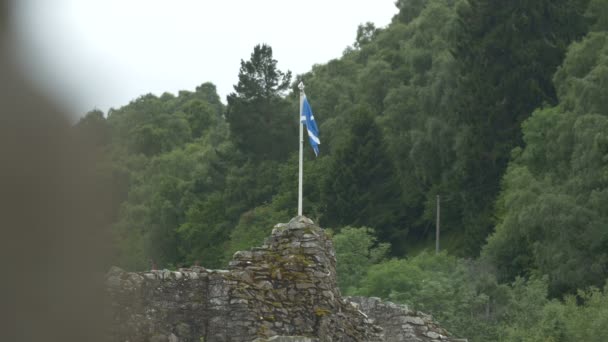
[77,0,608,340]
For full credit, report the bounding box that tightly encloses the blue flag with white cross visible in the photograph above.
[300,96,320,156]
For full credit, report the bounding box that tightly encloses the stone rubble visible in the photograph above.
[106,216,465,342]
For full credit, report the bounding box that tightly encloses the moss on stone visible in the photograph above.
[314,308,331,317]
[257,324,269,337]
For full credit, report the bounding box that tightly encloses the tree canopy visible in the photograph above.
[75,1,608,340]
[226,44,295,161]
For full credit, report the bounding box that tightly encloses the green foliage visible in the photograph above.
[563,284,608,341]
[484,31,608,296]
[351,253,608,342]
[232,44,291,100]
[497,277,558,341]
[320,107,405,250]
[177,192,231,269]
[103,83,233,270]
[226,44,296,161]
[224,205,289,261]
[354,22,379,49]
[222,160,274,217]
[298,0,471,254]
[353,252,500,341]
[113,140,231,268]
[76,6,608,340]
[554,32,608,115]
[353,252,608,342]
[333,226,389,293]
[270,153,332,222]
[394,0,427,24]
[449,0,592,255]
[107,83,224,157]
[496,280,608,342]
[75,109,110,147]
[587,0,608,31]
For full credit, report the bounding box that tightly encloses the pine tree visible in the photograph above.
[226,44,295,161]
[451,0,591,254]
[321,107,406,253]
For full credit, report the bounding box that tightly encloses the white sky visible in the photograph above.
[9,0,397,119]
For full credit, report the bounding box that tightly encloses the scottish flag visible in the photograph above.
[301,96,320,156]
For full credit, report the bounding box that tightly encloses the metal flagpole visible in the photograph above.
[298,82,305,216]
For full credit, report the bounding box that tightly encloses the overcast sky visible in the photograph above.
[9,0,397,119]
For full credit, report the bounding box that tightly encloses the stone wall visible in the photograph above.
[348,297,467,342]
[106,217,463,342]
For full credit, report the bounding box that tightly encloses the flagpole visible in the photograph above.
[298,82,305,216]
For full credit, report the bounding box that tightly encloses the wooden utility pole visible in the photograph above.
[436,195,440,254]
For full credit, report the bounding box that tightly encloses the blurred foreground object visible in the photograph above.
[0,1,109,340]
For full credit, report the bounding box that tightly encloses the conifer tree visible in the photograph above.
[321,107,405,253]
[451,0,591,254]
[226,44,295,161]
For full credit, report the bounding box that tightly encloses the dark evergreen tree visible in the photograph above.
[451,0,591,255]
[484,31,608,296]
[226,44,295,161]
[321,107,406,253]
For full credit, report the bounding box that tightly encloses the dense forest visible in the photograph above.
[76,0,608,340]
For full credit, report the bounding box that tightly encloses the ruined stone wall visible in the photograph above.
[106,217,463,342]
[348,297,467,342]
[106,267,247,341]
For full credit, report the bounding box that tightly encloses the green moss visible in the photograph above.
[303,227,315,235]
[264,251,314,282]
[270,268,280,279]
[315,307,331,317]
[289,254,313,267]
[257,325,269,337]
